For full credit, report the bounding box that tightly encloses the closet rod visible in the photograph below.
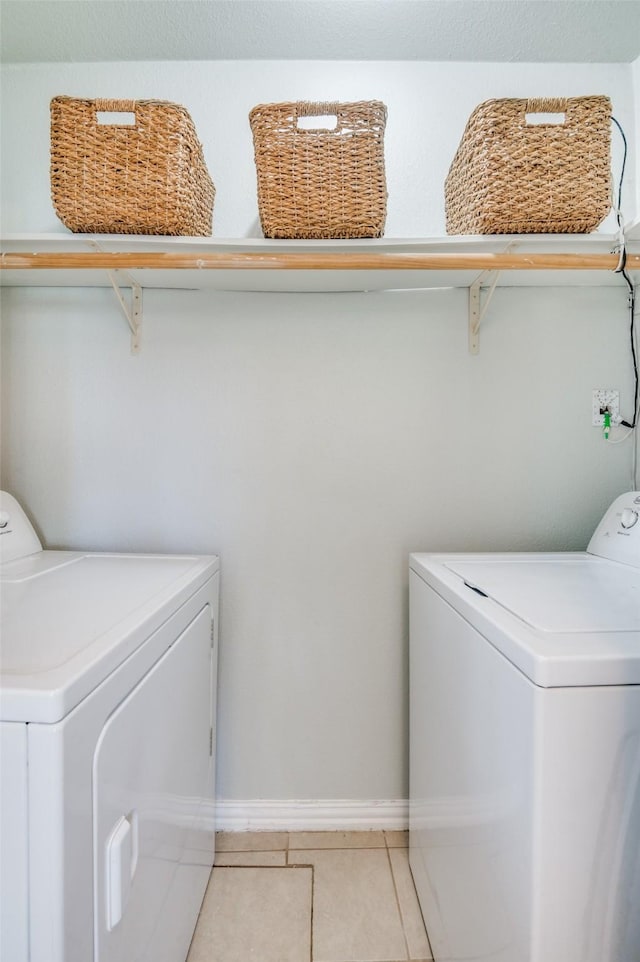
[2,251,640,272]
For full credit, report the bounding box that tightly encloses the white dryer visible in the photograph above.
[409,492,640,962]
[0,491,220,962]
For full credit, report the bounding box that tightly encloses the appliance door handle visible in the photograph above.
[105,811,138,931]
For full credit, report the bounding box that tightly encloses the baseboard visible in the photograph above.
[214,798,409,832]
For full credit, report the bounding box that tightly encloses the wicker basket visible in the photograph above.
[249,100,388,239]
[50,96,215,235]
[445,96,612,234]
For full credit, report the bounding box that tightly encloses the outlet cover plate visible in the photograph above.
[592,389,620,426]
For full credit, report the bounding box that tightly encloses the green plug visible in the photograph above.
[603,409,612,440]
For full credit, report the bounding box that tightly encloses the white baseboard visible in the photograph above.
[214,798,409,833]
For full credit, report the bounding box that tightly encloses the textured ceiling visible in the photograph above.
[2,0,640,64]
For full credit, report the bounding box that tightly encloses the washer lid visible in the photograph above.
[445,558,640,632]
[410,551,640,687]
[0,550,219,723]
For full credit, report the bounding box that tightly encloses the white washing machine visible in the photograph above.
[409,491,640,962]
[0,491,220,962]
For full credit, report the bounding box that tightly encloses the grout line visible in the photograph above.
[386,845,411,962]
[184,862,213,961]
[288,841,385,846]
[309,863,315,962]
[214,864,307,871]
[214,852,289,867]
[221,831,389,853]
[283,855,315,960]
[408,863,435,962]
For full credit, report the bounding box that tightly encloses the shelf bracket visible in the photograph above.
[87,241,142,353]
[469,271,500,354]
[105,269,142,354]
[468,242,517,353]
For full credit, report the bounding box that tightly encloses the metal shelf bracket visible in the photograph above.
[468,271,501,354]
[105,269,142,354]
[87,240,142,353]
[468,243,517,353]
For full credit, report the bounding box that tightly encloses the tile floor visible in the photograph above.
[187,830,433,962]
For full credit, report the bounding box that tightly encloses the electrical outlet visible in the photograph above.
[592,389,620,426]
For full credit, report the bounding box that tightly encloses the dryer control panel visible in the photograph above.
[587,491,640,568]
[0,491,43,564]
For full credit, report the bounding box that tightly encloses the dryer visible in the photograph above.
[409,492,640,962]
[0,491,220,962]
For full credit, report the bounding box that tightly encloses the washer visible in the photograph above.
[409,491,640,962]
[0,491,220,962]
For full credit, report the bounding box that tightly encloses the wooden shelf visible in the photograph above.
[2,232,637,354]
[1,233,638,294]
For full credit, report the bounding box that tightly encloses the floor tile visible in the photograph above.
[186,866,312,962]
[385,830,409,848]
[215,850,287,866]
[215,830,288,851]
[389,849,433,960]
[289,848,407,962]
[288,830,385,850]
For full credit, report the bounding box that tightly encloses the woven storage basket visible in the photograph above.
[50,96,215,235]
[249,100,388,239]
[445,96,612,234]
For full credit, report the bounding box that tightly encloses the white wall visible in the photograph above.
[1,60,638,804]
[1,59,635,235]
[633,55,640,222]
[632,56,639,477]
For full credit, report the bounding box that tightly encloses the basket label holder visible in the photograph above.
[468,242,518,354]
[87,240,142,354]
